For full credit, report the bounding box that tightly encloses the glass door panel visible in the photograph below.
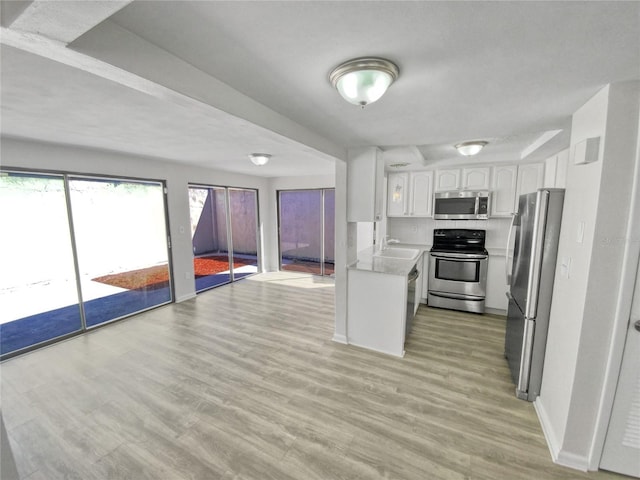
[189,186,232,292]
[228,188,259,280]
[69,178,171,327]
[0,172,82,355]
[323,189,335,276]
[279,190,323,275]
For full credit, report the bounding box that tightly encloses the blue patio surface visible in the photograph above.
[0,286,171,356]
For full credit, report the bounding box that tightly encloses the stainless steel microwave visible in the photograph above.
[433,191,490,220]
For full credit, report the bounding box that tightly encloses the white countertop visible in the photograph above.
[348,246,421,276]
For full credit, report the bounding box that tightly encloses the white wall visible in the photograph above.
[537,81,640,470]
[0,137,271,302]
[387,217,511,250]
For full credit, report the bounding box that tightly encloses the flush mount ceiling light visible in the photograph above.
[249,153,271,166]
[455,141,488,156]
[329,57,399,107]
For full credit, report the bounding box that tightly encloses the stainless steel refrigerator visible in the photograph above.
[505,188,564,401]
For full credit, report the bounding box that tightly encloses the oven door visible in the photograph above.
[429,252,488,297]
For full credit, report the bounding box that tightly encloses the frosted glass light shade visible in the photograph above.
[249,153,271,166]
[330,57,399,107]
[455,141,488,156]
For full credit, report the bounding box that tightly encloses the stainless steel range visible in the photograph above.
[428,229,488,314]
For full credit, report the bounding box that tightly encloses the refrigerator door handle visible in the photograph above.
[517,318,536,398]
[526,190,550,319]
[505,212,517,286]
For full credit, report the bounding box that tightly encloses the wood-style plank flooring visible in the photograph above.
[0,272,626,479]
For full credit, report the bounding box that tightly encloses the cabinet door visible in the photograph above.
[461,167,490,190]
[491,165,518,217]
[516,163,545,198]
[555,149,569,188]
[347,147,384,222]
[435,169,460,191]
[409,171,433,216]
[387,172,409,216]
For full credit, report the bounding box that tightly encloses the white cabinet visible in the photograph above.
[387,172,409,216]
[516,163,545,198]
[409,171,433,217]
[348,147,384,222]
[387,171,433,217]
[544,149,569,188]
[491,165,518,217]
[435,169,460,191]
[486,254,508,313]
[461,167,491,190]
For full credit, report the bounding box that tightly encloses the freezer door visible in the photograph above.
[505,294,525,387]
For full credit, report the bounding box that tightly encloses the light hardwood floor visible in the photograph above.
[0,272,626,479]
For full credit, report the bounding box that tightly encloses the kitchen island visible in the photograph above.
[347,246,421,357]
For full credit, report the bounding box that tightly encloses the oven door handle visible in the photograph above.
[430,252,488,260]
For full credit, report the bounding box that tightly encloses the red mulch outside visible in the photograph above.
[92,255,253,290]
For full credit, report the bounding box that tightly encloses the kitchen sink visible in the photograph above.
[373,247,420,260]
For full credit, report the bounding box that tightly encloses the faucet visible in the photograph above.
[382,236,400,250]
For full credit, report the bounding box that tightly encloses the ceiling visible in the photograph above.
[1,1,639,177]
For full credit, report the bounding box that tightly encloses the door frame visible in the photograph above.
[591,121,640,469]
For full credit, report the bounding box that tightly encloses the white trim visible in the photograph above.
[589,97,640,470]
[176,293,197,303]
[332,333,348,344]
[534,399,561,462]
[556,451,590,472]
[347,341,405,358]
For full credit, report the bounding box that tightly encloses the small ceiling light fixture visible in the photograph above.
[249,153,271,166]
[329,57,399,107]
[455,141,488,156]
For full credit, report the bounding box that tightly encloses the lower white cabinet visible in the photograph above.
[485,253,508,312]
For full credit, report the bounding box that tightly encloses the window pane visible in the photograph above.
[69,178,171,327]
[228,189,259,280]
[279,190,322,275]
[0,172,82,355]
[190,186,232,292]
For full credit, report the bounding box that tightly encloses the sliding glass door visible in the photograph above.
[278,189,334,276]
[0,172,82,355]
[228,188,259,280]
[0,170,172,358]
[189,185,259,292]
[69,178,172,327]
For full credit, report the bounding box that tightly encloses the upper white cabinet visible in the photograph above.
[387,171,433,217]
[348,147,384,222]
[543,149,569,188]
[491,165,518,216]
[435,169,460,191]
[516,163,545,198]
[461,167,491,190]
[387,172,409,216]
[409,171,433,217]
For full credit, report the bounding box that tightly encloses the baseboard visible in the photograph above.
[485,307,507,316]
[534,400,590,472]
[556,451,589,472]
[332,333,348,344]
[176,293,197,303]
[347,340,405,358]
[534,399,561,462]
